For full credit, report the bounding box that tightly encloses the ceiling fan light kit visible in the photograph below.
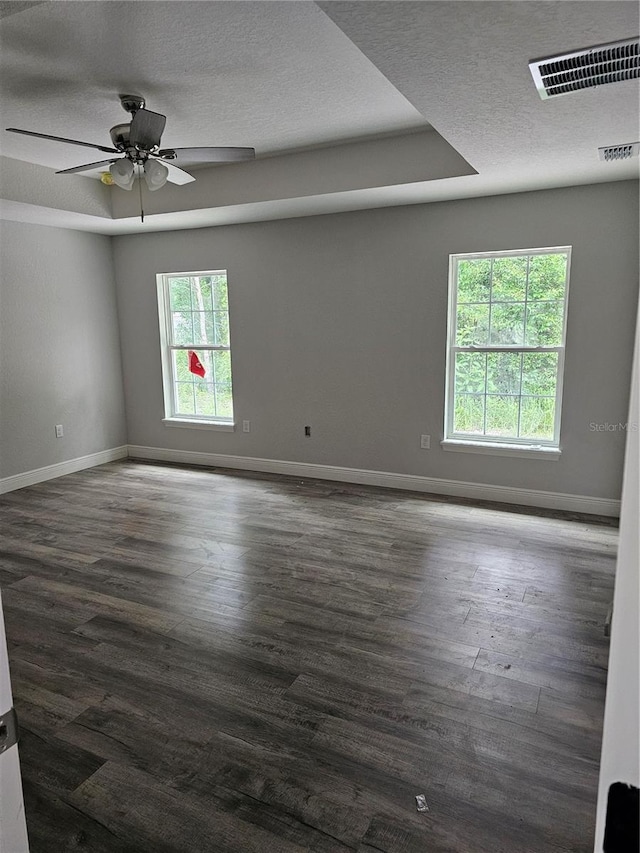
[109,157,135,190]
[5,93,256,220]
[143,159,169,191]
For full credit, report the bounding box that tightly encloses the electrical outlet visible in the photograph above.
[242,420,250,433]
[55,424,64,438]
[420,434,430,449]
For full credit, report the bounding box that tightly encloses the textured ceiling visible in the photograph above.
[0,0,426,170]
[0,0,638,233]
[319,1,640,188]
[0,1,45,20]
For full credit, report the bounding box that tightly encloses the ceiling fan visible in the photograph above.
[6,94,256,219]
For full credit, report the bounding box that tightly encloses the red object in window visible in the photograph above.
[188,350,206,377]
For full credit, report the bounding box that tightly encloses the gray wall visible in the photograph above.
[0,221,127,478]
[110,180,636,500]
[594,295,639,850]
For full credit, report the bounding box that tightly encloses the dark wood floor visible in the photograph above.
[0,460,617,853]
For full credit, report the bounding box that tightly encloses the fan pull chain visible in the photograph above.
[137,163,144,222]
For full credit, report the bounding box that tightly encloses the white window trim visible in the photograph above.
[156,270,235,428]
[162,418,235,432]
[441,439,561,460]
[443,246,571,455]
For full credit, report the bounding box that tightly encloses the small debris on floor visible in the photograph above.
[415,794,429,813]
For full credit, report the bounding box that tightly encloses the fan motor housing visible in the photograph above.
[109,123,153,161]
[110,123,132,150]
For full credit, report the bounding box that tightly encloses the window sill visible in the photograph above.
[162,418,235,432]
[441,439,561,460]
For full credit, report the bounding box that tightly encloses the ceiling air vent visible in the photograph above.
[598,142,640,162]
[529,37,639,99]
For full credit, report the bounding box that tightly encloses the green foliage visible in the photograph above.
[457,259,491,303]
[173,350,191,381]
[195,277,213,310]
[169,274,227,313]
[172,350,234,419]
[170,275,231,346]
[486,395,519,436]
[213,275,228,310]
[191,313,209,345]
[195,383,215,417]
[215,385,233,418]
[489,303,525,345]
[174,368,234,419]
[454,391,555,440]
[452,251,567,441]
[168,272,233,419]
[455,252,568,348]
[520,397,555,440]
[169,277,191,311]
[525,301,564,346]
[521,353,558,395]
[213,351,232,385]
[453,349,559,440]
[455,352,486,393]
[176,381,195,415]
[491,256,527,302]
[455,352,558,399]
[172,312,194,345]
[456,304,489,345]
[214,311,230,346]
[454,395,484,433]
[487,352,520,394]
[527,254,567,300]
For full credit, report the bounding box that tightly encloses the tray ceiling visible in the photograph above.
[0,1,638,234]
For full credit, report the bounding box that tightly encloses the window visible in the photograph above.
[157,270,234,428]
[444,247,571,456]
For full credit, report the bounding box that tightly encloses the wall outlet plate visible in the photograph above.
[420,434,430,449]
[55,424,64,438]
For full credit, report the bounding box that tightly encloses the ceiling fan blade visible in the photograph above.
[129,109,166,150]
[161,160,196,186]
[5,127,118,154]
[157,146,256,165]
[56,158,120,175]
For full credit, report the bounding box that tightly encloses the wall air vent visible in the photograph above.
[598,142,640,161]
[529,37,639,99]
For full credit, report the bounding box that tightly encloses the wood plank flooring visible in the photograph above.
[0,460,617,852]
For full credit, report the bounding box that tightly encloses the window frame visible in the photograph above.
[443,246,572,455]
[156,269,235,429]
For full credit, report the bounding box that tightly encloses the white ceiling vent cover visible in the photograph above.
[529,37,639,99]
[598,142,640,161]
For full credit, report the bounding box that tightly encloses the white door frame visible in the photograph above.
[0,591,29,853]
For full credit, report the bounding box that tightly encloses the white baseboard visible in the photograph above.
[127,444,621,517]
[1,443,619,516]
[0,446,129,495]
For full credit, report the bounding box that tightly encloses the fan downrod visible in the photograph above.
[111,94,151,151]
